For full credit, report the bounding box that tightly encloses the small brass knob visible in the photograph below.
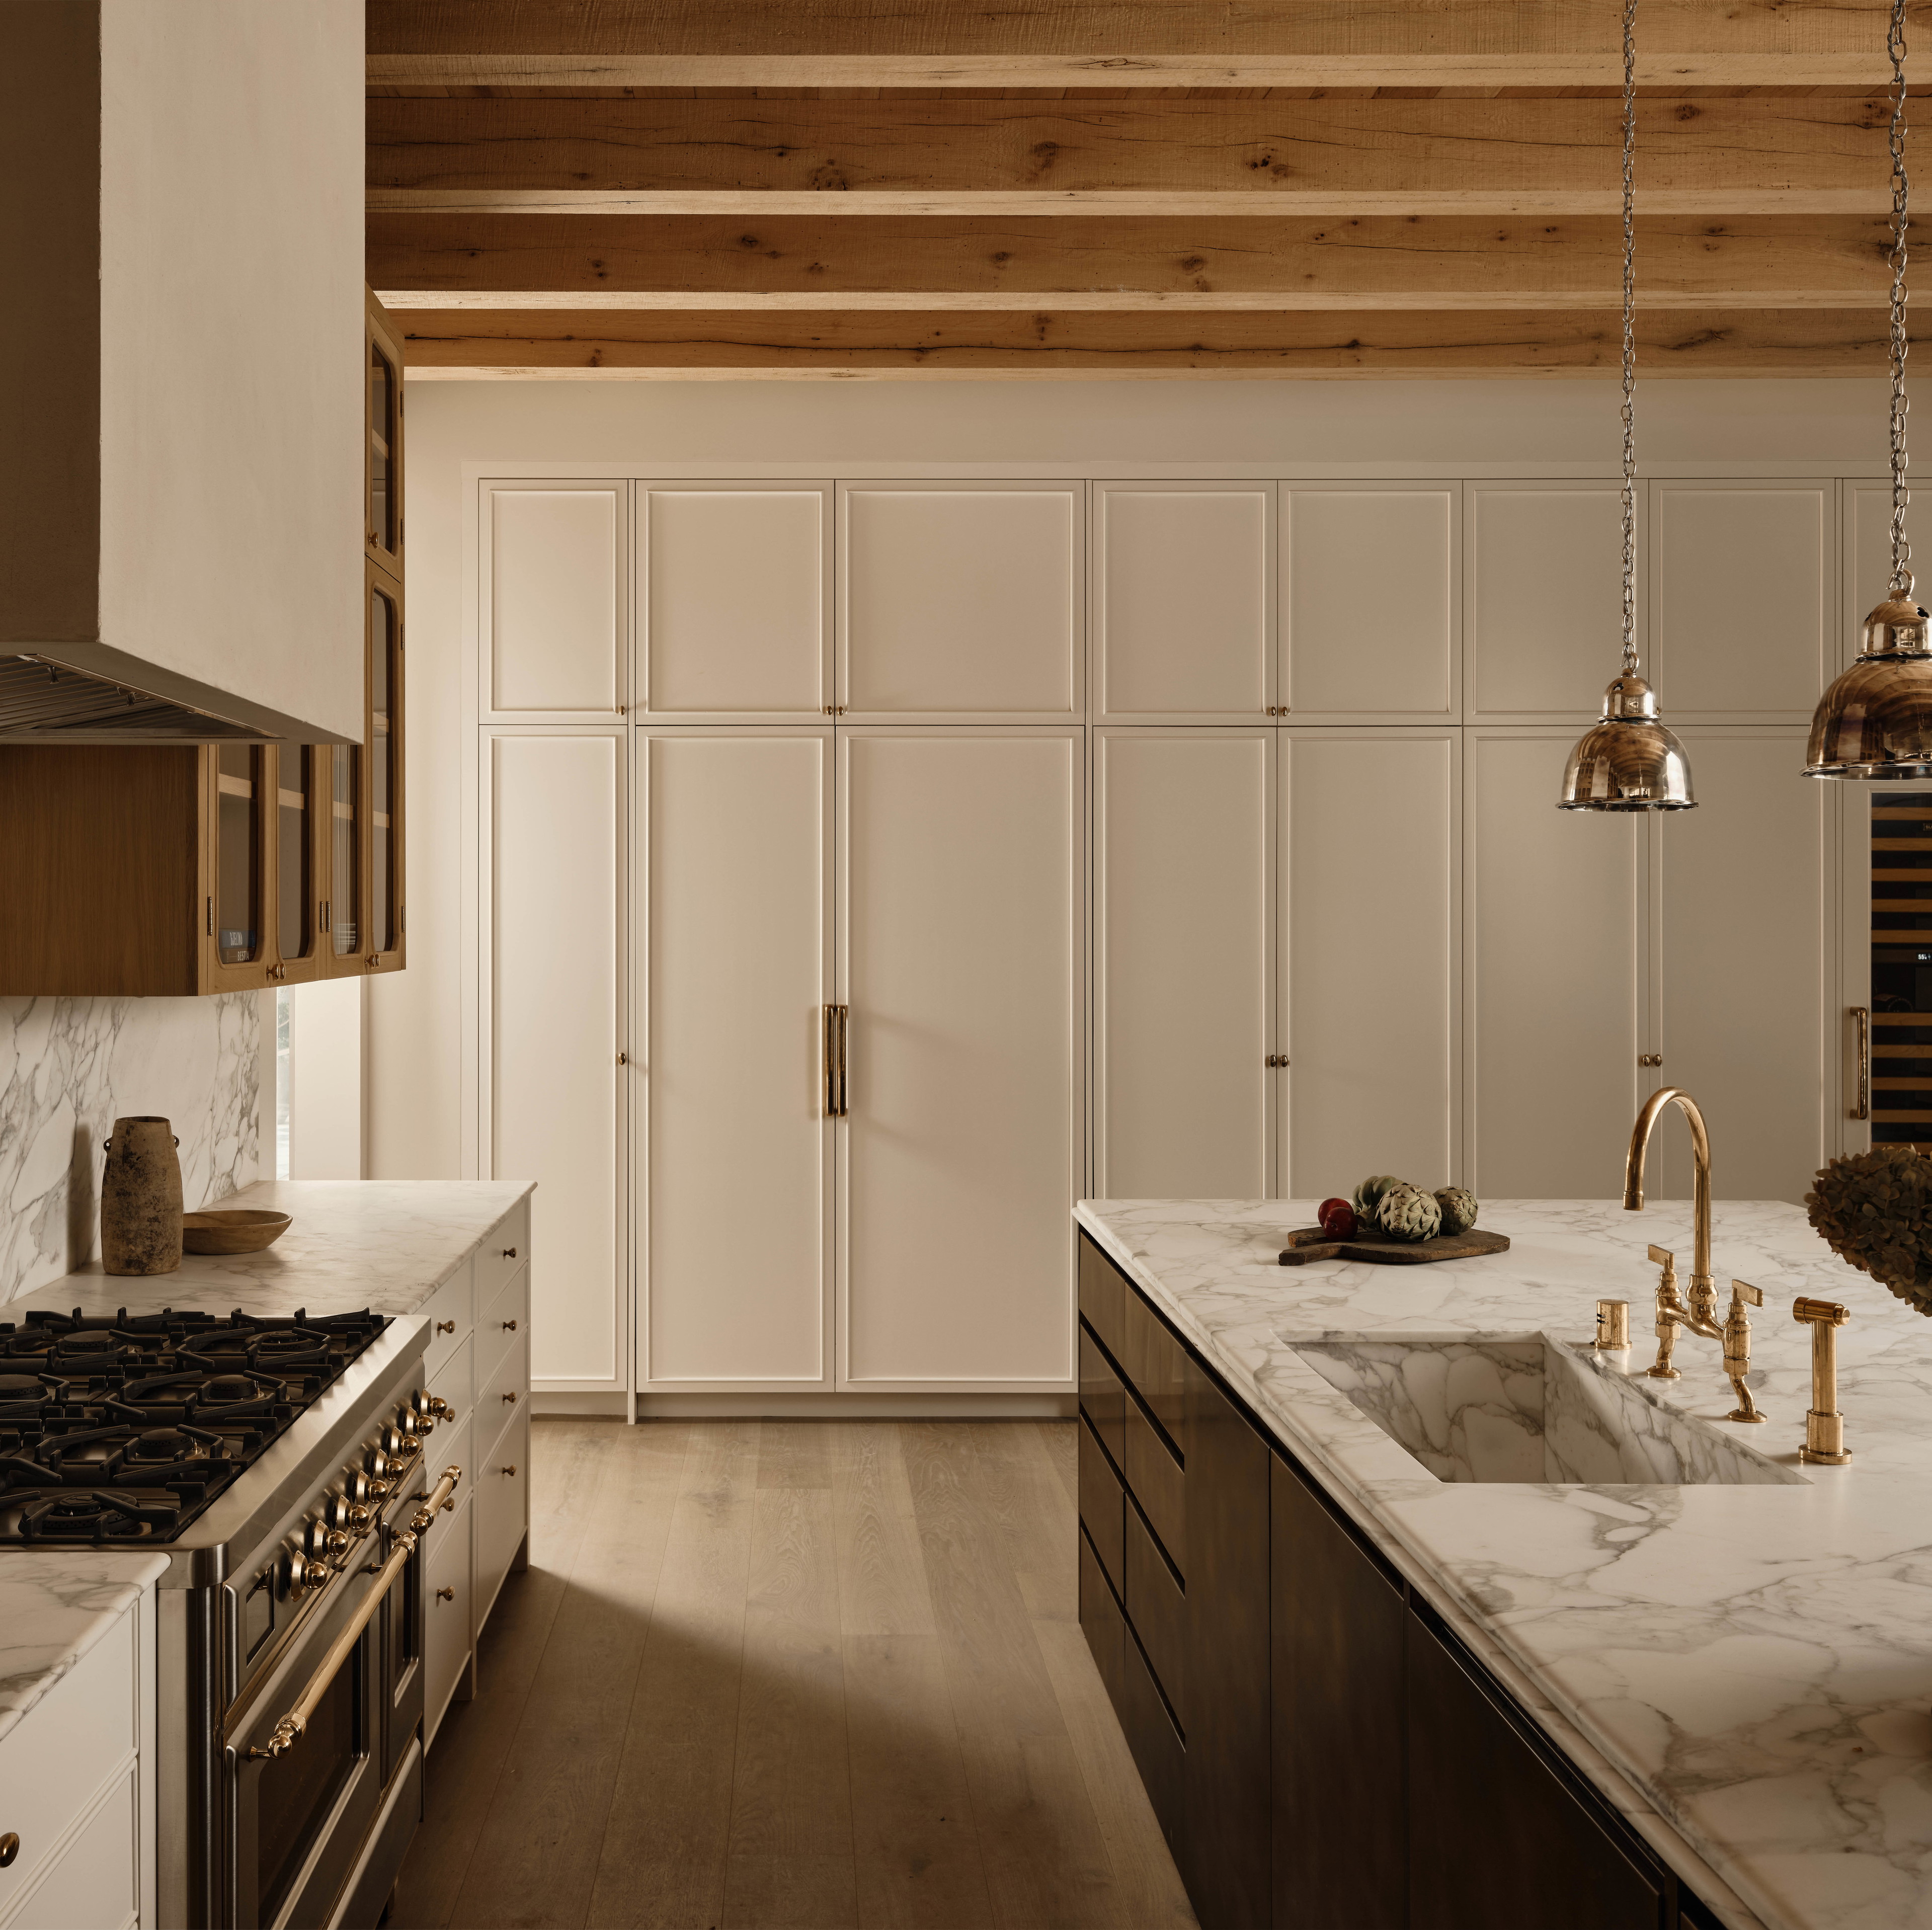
[502,1246,518,1259]
[503,1318,517,1331]
[436,1320,455,1335]
[436,1586,455,1602]
[0,1832,17,1868]
[501,1464,518,1477]
[504,1390,518,1405]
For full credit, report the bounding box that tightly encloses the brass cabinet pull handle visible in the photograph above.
[240,1468,456,1762]
[436,1320,455,1335]
[1639,1054,1662,1068]
[502,1319,518,1331]
[833,1005,849,1117]
[823,1004,838,1116]
[1852,1006,1870,1120]
[436,1586,455,1602]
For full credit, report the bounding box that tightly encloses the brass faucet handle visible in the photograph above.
[1729,1280,1763,1311]
[1647,1244,1679,1293]
[1794,1296,1850,1328]
[1721,1280,1768,1422]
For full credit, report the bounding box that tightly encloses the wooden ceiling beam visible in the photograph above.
[387,304,1910,376]
[366,95,1894,211]
[367,213,1901,309]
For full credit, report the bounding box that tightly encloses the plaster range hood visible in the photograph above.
[0,1,365,746]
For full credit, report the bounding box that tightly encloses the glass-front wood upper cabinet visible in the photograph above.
[269,744,327,984]
[365,570,405,972]
[204,744,273,989]
[366,293,404,579]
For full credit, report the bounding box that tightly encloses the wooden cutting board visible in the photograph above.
[1277,1226,1511,1267]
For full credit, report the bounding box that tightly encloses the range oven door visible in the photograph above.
[225,1512,423,1930]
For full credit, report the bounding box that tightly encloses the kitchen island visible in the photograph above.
[1077,1196,1932,1930]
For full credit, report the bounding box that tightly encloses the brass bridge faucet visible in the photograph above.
[1623,1088,1767,1423]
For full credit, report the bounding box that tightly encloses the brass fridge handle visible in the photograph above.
[243,1465,462,1762]
[823,1004,850,1118]
[835,1004,849,1118]
[1852,1006,1870,1121]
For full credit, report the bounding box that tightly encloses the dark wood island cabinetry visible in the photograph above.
[1074,1229,1720,1930]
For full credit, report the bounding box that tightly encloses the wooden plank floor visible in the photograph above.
[391,1418,1196,1930]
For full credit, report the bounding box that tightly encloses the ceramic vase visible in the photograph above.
[101,1116,184,1276]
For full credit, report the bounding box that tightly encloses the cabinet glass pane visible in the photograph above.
[277,748,312,961]
[371,584,398,954]
[369,342,396,552]
[215,744,261,964]
[332,742,360,956]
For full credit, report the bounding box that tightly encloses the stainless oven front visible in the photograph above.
[222,1462,453,1929]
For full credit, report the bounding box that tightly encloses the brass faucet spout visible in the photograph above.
[1624,1087,1713,1302]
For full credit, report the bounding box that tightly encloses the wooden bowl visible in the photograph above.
[182,1209,292,1255]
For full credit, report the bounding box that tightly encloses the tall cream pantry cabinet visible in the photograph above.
[483,481,1085,1400]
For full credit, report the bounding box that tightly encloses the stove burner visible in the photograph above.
[125,1424,221,1464]
[15,1488,183,1543]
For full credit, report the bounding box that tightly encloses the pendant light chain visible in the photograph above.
[1620,0,1639,677]
[1889,0,1914,597]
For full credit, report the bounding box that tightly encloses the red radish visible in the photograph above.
[1317,1197,1356,1240]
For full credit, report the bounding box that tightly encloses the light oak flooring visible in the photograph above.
[391,1417,1196,1930]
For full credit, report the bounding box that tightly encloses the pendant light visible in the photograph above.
[1805,0,1932,780]
[1558,0,1697,813]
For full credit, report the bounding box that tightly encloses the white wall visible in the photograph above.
[0,992,260,1303]
[97,0,365,742]
[368,375,1895,1181]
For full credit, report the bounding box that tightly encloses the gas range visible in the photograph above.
[0,1305,392,1546]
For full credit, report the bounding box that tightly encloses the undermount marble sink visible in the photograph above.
[1293,1334,1805,1486]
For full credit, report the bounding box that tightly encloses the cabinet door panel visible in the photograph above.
[641,730,832,1384]
[1468,733,1642,1196]
[488,732,624,1385]
[1095,730,1272,1198]
[1657,730,1829,1205]
[1408,1612,1666,1930]
[1286,487,1457,718]
[840,730,1081,1385]
[1844,481,1932,670]
[1469,485,1626,720]
[839,485,1080,716]
[1183,1358,1271,1930]
[1095,484,1272,719]
[1653,483,1829,721]
[1272,1456,1405,1930]
[486,485,625,716]
[641,486,829,715]
[1284,731,1458,1199]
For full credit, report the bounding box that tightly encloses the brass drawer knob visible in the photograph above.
[436,1320,455,1335]
[0,1833,17,1868]
[501,1464,518,1477]
[436,1586,455,1602]
[502,1319,517,1332]
[503,1390,518,1405]
[502,1246,518,1259]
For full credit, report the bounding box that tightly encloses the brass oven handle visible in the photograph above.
[244,1466,462,1762]
[1852,1006,1870,1121]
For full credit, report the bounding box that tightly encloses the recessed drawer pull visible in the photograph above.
[502,1318,517,1332]
[436,1586,455,1602]
[436,1320,455,1334]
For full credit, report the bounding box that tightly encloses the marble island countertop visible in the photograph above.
[1077,1196,1932,1930]
[2,1178,534,1326]
[0,1551,167,1744]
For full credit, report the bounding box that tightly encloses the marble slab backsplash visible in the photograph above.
[0,995,259,1306]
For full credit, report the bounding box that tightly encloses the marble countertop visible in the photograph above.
[2,1178,535,1326]
[1077,1196,1932,1930]
[0,1551,168,1744]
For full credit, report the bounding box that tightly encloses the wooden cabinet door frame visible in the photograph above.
[200,744,275,992]
[363,565,406,976]
[365,292,406,582]
[264,742,330,986]
[1090,480,1277,725]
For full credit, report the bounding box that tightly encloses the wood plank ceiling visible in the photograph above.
[366,0,1932,377]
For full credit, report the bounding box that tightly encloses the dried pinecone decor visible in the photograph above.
[1805,1146,1932,1316]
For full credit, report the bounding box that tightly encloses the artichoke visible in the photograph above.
[1351,1174,1404,1229]
[1434,1187,1479,1237]
[1376,1182,1442,1244]
[1805,1146,1932,1316]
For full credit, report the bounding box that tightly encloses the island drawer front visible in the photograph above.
[1078,1327,1126,1467]
[1118,1284,1187,1450]
[1077,1234,1125,1360]
[422,1257,475,1385]
[479,1324,530,1430]
[1123,1499,1187,1733]
[1124,1401,1184,1570]
[1078,1414,1125,1593]
[0,1602,135,1919]
[0,1761,136,1930]
[475,1402,530,1627]
[475,1199,530,1309]
[1120,1623,1186,1868]
[424,1496,472,1749]
[431,1406,474,1521]
[1078,1530,1125,1711]
[474,1262,528,1390]
[429,1332,473,1433]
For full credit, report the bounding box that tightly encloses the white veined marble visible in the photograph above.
[1078,1196,1932,1930]
[0,1552,167,1743]
[0,993,259,1306]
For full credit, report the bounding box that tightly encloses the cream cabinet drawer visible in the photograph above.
[475,1404,530,1627]
[422,1257,475,1385]
[474,1264,527,1393]
[474,1198,530,1310]
[424,1498,472,1748]
[429,1332,473,1433]
[478,1325,530,1438]
[0,1763,136,1930]
[428,1405,474,1518]
[0,1607,136,1920]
